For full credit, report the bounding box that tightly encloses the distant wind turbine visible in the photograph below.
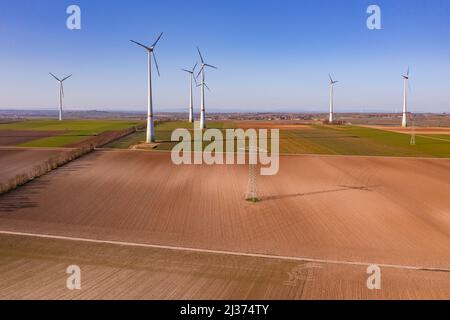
[182,63,198,123]
[328,74,339,123]
[196,47,217,129]
[402,68,410,128]
[130,32,163,143]
[49,73,72,121]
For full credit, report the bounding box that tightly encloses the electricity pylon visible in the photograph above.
[245,137,260,202]
[410,114,416,146]
[246,161,258,202]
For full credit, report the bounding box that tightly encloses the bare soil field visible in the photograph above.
[0,151,449,274]
[0,130,63,146]
[0,147,78,192]
[0,233,448,300]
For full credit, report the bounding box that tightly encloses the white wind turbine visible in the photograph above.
[402,68,411,127]
[49,73,72,121]
[196,47,217,129]
[130,32,163,143]
[328,74,339,123]
[182,63,198,123]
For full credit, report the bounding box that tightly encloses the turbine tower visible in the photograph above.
[130,32,163,143]
[328,74,338,123]
[49,73,72,121]
[402,68,410,128]
[196,47,217,129]
[182,63,198,123]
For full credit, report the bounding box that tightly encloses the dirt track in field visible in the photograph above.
[0,130,63,146]
[0,233,448,300]
[0,151,449,271]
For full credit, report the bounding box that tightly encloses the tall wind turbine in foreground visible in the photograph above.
[402,68,410,128]
[49,73,72,121]
[182,63,198,123]
[196,47,217,129]
[328,74,339,123]
[130,32,163,143]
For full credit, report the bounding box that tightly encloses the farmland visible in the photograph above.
[0,233,449,300]
[0,147,79,193]
[0,119,143,148]
[1,151,449,265]
[0,118,449,299]
[0,150,449,299]
[106,121,450,158]
[104,120,235,150]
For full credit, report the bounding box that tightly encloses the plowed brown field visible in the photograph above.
[0,150,449,271]
[0,233,448,299]
[0,147,76,190]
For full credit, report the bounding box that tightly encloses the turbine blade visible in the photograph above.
[181,69,192,73]
[205,63,218,69]
[197,47,204,63]
[193,73,198,86]
[49,72,61,81]
[407,67,410,76]
[192,62,198,72]
[152,52,160,77]
[62,74,72,82]
[204,83,211,92]
[151,32,163,48]
[130,40,151,51]
[328,74,333,83]
[196,65,205,78]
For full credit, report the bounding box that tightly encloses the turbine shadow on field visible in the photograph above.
[262,185,376,201]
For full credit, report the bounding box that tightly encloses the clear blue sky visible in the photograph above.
[0,0,449,113]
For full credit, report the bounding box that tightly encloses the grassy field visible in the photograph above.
[104,120,235,150]
[278,125,450,157]
[0,120,143,147]
[106,121,450,158]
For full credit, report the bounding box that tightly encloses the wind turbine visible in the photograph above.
[196,47,217,129]
[402,68,410,127]
[130,32,163,143]
[182,63,198,123]
[328,74,339,123]
[49,73,72,121]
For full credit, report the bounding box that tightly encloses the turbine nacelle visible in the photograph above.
[49,73,72,83]
[130,32,163,76]
[196,47,217,78]
[182,63,198,85]
[196,82,211,91]
[49,73,72,97]
[329,74,339,85]
[402,67,410,80]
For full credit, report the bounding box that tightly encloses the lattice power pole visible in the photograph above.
[245,137,259,202]
[410,114,416,146]
[246,161,258,202]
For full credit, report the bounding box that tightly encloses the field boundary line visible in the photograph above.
[1,230,449,273]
